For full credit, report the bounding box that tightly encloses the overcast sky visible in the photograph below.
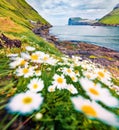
[26,0,119,25]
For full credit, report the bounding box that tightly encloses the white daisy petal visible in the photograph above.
[48,85,56,92]
[21,52,31,60]
[25,46,35,51]
[80,78,119,107]
[15,66,34,78]
[27,78,44,92]
[52,74,67,90]
[71,96,119,128]
[7,91,43,114]
[66,84,78,94]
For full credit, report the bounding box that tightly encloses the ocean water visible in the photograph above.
[50,25,119,51]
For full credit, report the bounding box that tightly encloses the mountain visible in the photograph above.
[0,0,49,28]
[0,0,59,55]
[68,17,97,25]
[99,3,119,25]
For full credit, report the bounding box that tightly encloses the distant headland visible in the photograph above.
[68,3,119,26]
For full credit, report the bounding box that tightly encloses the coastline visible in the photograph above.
[33,24,119,77]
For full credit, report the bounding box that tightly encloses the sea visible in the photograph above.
[50,25,119,52]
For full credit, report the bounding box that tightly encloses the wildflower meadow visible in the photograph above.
[0,45,119,130]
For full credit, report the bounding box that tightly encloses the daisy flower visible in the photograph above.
[30,52,41,63]
[21,52,31,60]
[74,70,80,77]
[66,84,78,94]
[71,96,119,128]
[94,68,112,86]
[15,65,34,78]
[72,55,82,62]
[9,57,28,68]
[80,78,119,107]
[47,57,58,65]
[9,59,20,68]
[41,54,50,62]
[25,46,35,51]
[48,85,56,92]
[27,78,44,93]
[7,91,43,114]
[83,71,97,80]
[61,57,71,65]
[52,74,67,90]
[62,67,74,76]
[34,70,41,76]
[7,53,18,59]
[70,74,78,82]
[40,54,58,65]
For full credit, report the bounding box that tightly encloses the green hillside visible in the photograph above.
[0,0,60,55]
[99,8,119,25]
[0,0,48,28]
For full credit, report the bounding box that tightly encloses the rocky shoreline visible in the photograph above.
[33,23,119,77]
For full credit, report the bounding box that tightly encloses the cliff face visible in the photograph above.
[68,17,97,25]
[99,3,119,25]
[68,17,82,25]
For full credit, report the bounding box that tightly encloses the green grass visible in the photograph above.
[0,0,49,28]
[99,8,119,25]
[0,0,61,56]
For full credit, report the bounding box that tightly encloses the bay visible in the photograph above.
[50,25,119,51]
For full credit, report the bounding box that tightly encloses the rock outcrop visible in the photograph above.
[113,3,119,10]
[0,34,21,48]
[68,17,98,25]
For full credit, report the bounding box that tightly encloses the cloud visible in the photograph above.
[26,0,119,25]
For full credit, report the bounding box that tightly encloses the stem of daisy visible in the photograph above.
[3,114,19,130]
[15,115,34,130]
[0,99,6,103]
[0,104,6,110]
[0,82,15,92]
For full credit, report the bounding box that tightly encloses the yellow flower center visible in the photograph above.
[22,96,33,104]
[20,60,26,66]
[87,74,91,79]
[75,70,78,74]
[57,77,63,84]
[71,76,75,81]
[81,105,97,117]
[89,88,99,95]
[36,70,40,74]
[31,54,38,60]
[67,69,71,73]
[23,68,29,74]
[93,83,97,87]
[49,87,54,92]
[33,84,38,89]
[104,69,107,72]
[98,71,104,78]
[43,56,48,61]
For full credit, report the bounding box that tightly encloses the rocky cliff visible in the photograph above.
[68,17,97,25]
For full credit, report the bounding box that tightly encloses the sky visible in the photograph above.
[26,0,119,25]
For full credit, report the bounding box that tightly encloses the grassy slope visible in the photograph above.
[99,8,119,25]
[0,0,48,28]
[0,0,61,55]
